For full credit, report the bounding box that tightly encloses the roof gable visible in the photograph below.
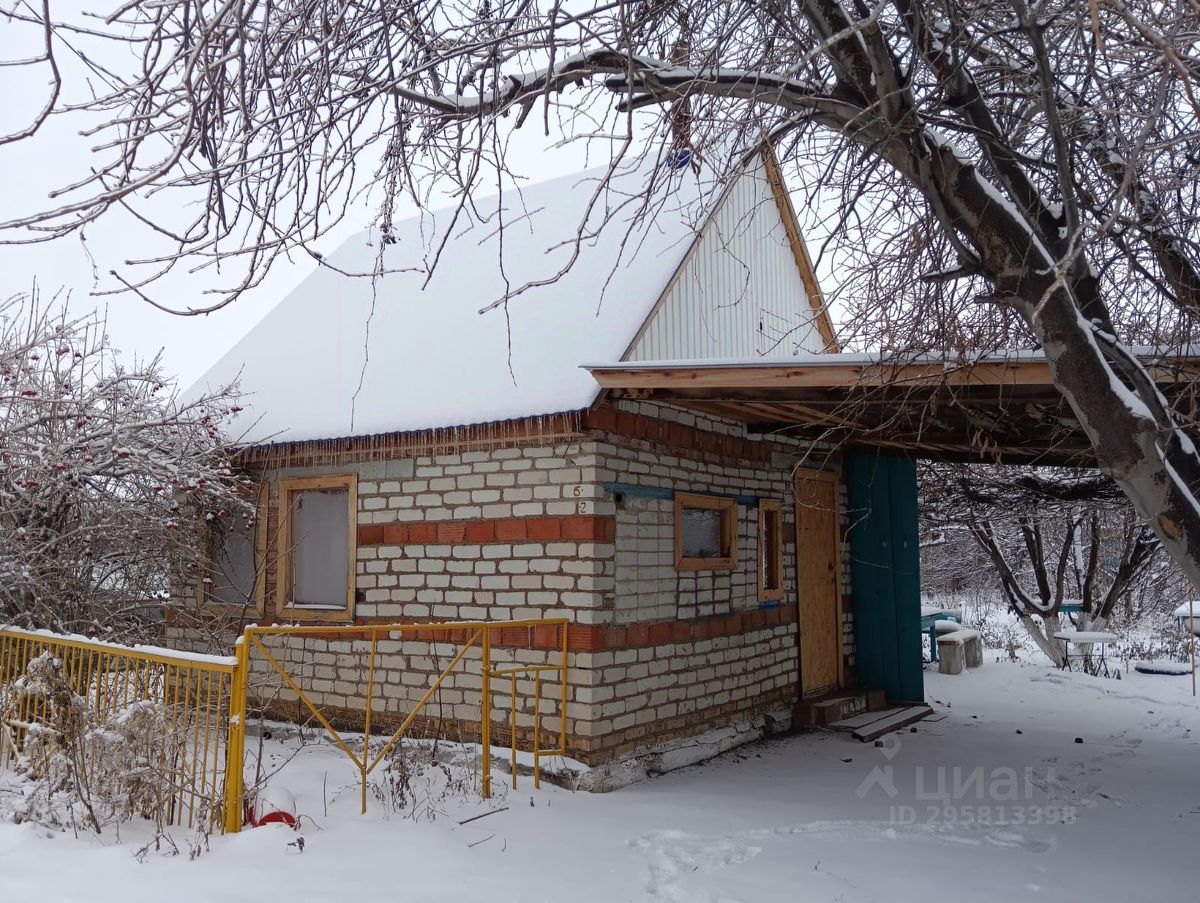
[625,149,835,362]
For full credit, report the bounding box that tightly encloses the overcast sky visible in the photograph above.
[0,12,835,392]
[0,132,596,388]
[0,15,653,390]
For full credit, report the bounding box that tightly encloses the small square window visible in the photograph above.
[758,500,784,601]
[674,493,737,571]
[278,474,358,620]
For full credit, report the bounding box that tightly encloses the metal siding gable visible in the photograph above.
[628,154,822,362]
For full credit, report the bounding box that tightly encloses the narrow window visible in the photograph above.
[278,475,357,619]
[674,492,737,571]
[758,499,784,602]
[205,485,265,614]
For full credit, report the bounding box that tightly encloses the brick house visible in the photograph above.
[171,146,924,780]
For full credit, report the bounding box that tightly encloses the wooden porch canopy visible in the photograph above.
[587,352,1200,466]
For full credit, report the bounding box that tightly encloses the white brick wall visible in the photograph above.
[167,402,858,765]
[584,399,851,757]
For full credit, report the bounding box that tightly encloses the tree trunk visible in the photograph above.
[1020,613,1065,667]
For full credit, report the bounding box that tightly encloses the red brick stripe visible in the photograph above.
[583,404,774,464]
[350,606,795,650]
[567,604,797,652]
[170,604,796,651]
[357,515,616,547]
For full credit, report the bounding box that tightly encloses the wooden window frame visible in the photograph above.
[674,492,738,571]
[200,483,268,617]
[758,499,785,602]
[276,473,358,622]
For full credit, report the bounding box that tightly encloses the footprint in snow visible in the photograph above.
[631,829,762,902]
[984,830,1057,853]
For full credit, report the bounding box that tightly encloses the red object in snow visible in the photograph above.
[248,786,298,828]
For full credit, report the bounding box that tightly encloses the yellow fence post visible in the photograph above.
[560,620,569,757]
[510,672,518,790]
[533,672,542,790]
[361,632,378,816]
[481,626,491,799]
[223,631,249,834]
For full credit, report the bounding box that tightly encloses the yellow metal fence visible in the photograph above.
[228,618,570,832]
[1,619,570,834]
[0,627,236,832]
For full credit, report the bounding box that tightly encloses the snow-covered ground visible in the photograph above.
[4,658,1200,902]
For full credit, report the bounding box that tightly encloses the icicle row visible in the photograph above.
[238,410,588,468]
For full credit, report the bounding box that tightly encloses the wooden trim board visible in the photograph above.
[760,144,839,352]
[794,467,843,696]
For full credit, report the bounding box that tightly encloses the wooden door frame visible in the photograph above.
[793,467,845,695]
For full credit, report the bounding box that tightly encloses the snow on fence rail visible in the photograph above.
[0,626,237,833]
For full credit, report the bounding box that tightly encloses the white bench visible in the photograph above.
[936,627,983,674]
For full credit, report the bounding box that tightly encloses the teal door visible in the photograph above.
[845,449,924,702]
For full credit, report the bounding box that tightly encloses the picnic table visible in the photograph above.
[920,605,963,663]
[1053,630,1119,677]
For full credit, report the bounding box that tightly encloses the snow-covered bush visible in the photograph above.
[1118,621,1196,668]
[971,606,1032,663]
[0,292,250,641]
[372,740,485,823]
[2,651,198,834]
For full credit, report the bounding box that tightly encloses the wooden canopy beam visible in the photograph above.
[590,356,1200,391]
[586,353,1200,467]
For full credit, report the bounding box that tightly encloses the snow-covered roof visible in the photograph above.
[191,159,723,446]
[1172,601,1200,618]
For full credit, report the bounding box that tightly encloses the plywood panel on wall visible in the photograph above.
[795,469,841,697]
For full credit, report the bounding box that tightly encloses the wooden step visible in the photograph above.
[831,705,933,742]
[826,707,899,731]
[795,688,888,727]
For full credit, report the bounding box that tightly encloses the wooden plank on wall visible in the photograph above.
[795,469,842,696]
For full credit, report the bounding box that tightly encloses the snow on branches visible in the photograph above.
[2,1,1200,589]
[920,461,1179,664]
[0,292,250,640]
